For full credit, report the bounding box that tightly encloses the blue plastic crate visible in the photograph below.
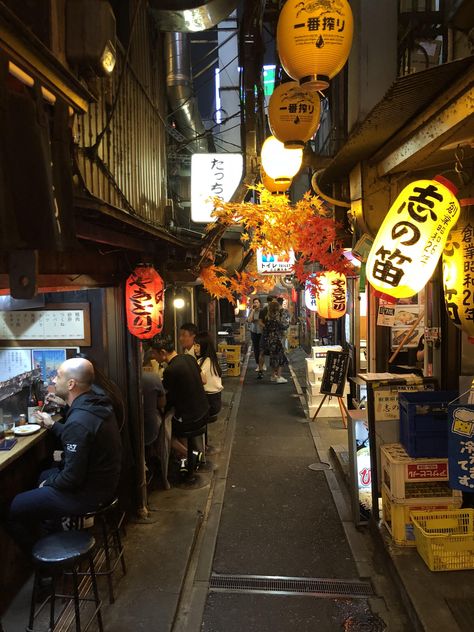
[399,391,458,458]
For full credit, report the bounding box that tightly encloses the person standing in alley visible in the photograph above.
[266,300,288,383]
[248,297,263,371]
[257,295,274,378]
[179,322,198,357]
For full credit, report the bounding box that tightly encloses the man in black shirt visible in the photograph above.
[153,338,209,435]
[8,358,122,552]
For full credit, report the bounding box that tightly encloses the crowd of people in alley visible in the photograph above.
[247,294,290,383]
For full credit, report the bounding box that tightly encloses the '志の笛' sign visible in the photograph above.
[256,249,295,275]
[448,404,474,491]
[191,154,243,223]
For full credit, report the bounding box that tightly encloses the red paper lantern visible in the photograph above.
[126,265,164,339]
[291,288,297,303]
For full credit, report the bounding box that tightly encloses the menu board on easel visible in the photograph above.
[0,303,90,347]
[320,351,350,397]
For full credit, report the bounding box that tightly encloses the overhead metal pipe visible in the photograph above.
[164,31,208,154]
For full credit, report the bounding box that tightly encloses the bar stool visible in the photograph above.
[74,498,126,604]
[27,530,103,632]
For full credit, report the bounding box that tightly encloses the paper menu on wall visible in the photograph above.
[0,310,85,340]
[0,349,33,382]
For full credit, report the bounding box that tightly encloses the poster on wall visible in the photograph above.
[381,290,425,350]
[448,404,474,491]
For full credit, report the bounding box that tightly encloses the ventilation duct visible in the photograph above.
[150,0,239,32]
[165,31,208,154]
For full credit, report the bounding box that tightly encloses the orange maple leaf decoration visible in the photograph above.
[199,186,351,301]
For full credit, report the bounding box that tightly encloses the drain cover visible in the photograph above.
[209,574,374,599]
[343,612,386,631]
[308,462,332,471]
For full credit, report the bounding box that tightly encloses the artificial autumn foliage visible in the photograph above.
[199,187,350,302]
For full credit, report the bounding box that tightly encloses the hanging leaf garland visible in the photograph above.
[200,187,350,301]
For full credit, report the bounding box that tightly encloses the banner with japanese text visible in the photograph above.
[448,404,474,491]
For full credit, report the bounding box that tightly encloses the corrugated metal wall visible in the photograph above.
[74,3,167,227]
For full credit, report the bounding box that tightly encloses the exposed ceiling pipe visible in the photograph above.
[164,31,208,154]
[149,0,239,32]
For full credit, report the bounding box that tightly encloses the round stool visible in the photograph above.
[70,498,126,604]
[178,423,208,482]
[28,531,103,632]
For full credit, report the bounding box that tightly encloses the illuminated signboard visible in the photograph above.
[191,153,243,223]
[257,249,295,275]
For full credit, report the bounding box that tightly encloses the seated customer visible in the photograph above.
[153,338,209,471]
[194,332,223,421]
[8,358,122,554]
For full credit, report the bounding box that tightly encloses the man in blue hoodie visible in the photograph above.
[8,357,122,553]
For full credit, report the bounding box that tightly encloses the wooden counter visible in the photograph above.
[0,428,48,472]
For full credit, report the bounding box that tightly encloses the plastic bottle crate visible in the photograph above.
[411,509,474,571]
[399,390,458,458]
[381,483,462,547]
[381,443,460,502]
[218,344,241,364]
[226,361,241,377]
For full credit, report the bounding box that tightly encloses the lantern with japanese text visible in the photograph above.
[366,176,460,301]
[268,81,321,148]
[304,277,317,311]
[442,199,474,343]
[260,135,303,183]
[277,0,354,91]
[316,272,347,319]
[260,168,291,194]
[126,265,164,339]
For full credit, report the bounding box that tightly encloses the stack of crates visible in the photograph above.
[218,344,241,377]
[381,443,462,546]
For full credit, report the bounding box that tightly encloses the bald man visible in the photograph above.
[8,358,122,553]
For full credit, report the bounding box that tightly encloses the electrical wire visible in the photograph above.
[311,169,352,208]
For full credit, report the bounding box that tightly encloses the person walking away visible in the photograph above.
[257,295,274,378]
[179,322,198,357]
[8,358,122,554]
[248,297,263,371]
[265,301,289,383]
[194,332,223,420]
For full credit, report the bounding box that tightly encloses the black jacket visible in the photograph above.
[44,391,122,500]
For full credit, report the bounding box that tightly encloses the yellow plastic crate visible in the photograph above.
[411,509,474,571]
[381,484,462,547]
[218,344,241,363]
[225,361,241,377]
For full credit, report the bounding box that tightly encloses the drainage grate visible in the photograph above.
[209,574,374,599]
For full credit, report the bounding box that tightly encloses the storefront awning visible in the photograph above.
[319,55,474,187]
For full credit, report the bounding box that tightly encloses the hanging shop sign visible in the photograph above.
[268,81,321,148]
[191,153,243,223]
[260,135,303,183]
[304,276,317,311]
[260,168,291,194]
[276,0,354,91]
[316,272,347,319]
[366,176,460,301]
[442,199,474,343]
[257,249,295,274]
[126,265,164,340]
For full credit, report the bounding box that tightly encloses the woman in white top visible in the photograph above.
[194,332,223,422]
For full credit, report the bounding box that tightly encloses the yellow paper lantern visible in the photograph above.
[260,135,303,183]
[260,168,291,194]
[277,0,354,91]
[442,199,474,343]
[316,271,347,319]
[268,82,321,149]
[366,177,460,301]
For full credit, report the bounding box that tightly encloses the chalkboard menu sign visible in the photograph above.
[320,351,349,397]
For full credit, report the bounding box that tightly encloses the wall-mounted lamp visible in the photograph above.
[66,0,117,77]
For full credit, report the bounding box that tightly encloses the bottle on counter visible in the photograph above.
[27,384,39,424]
[18,414,27,426]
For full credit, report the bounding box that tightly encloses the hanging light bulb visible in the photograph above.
[173,288,186,309]
[260,135,303,183]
